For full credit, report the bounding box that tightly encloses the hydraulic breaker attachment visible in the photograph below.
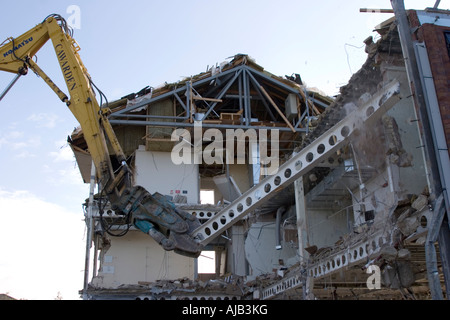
[112,186,203,258]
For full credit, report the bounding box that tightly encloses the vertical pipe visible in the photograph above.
[275,207,286,250]
[83,161,96,300]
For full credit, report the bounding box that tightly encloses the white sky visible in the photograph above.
[0,0,446,300]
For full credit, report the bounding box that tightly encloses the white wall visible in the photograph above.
[352,165,399,226]
[228,225,247,276]
[307,208,351,249]
[93,231,195,288]
[385,97,428,198]
[245,222,298,276]
[134,148,199,203]
[384,68,428,197]
[350,73,428,225]
[90,148,200,289]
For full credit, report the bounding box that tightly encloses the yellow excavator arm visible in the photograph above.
[1,15,122,191]
[0,14,202,257]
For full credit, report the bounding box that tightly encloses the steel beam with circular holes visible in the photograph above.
[192,80,401,246]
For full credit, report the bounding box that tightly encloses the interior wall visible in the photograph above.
[347,69,428,225]
[307,207,351,250]
[384,69,428,198]
[244,220,298,276]
[93,231,195,288]
[227,225,247,276]
[134,148,199,203]
[228,164,251,193]
[352,166,399,226]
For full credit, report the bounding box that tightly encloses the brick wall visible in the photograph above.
[417,20,450,156]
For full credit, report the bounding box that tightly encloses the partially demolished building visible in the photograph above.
[71,5,450,300]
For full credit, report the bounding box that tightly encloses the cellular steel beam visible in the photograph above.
[260,228,389,299]
[192,80,401,246]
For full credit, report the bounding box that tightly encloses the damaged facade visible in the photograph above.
[71,6,450,300]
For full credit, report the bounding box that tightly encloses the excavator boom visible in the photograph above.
[0,14,202,258]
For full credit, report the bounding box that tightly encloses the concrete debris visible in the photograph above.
[87,275,253,299]
[305,245,318,255]
[411,194,428,211]
[381,246,398,261]
[353,224,369,234]
[397,209,420,237]
[415,236,426,245]
[399,216,420,237]
[383,115,413,167]
[394,193,429,239]
[382,261,415,289]
[397,248,411,260]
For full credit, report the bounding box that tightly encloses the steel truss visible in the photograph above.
[107,65,324,132]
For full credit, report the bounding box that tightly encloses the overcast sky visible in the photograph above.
[0,0,446,300]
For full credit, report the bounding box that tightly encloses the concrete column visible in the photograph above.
[231,225,247,276]
[294,177,314,299]
[294,177,309,262]
[214,246,225,277]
